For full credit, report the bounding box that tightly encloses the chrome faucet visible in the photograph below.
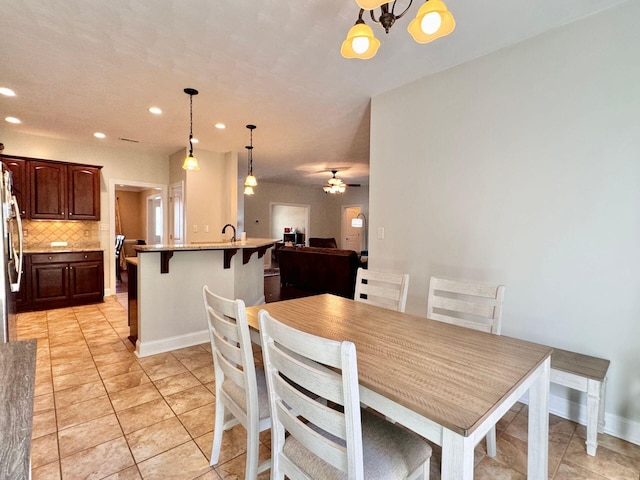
[222,224,236,243]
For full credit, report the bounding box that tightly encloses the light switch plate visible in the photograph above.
[377,227,385,240]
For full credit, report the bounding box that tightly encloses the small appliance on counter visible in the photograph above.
[0,153,25,343]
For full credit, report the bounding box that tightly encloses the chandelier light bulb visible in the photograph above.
[352,36,370,54]
[421,11,442,34]
[244,186,255,196]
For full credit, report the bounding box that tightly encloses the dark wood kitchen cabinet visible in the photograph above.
[30,161,101,220]
[20,251,104,311]
[1,156,29,217]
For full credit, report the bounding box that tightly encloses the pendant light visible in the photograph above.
[243,124,257,195]
[182,88,199,171]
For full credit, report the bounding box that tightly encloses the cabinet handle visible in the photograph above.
[48,256,53,260]
[84,255,88,259]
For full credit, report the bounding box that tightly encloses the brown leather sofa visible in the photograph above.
[277,246,360,298]
[308,237,338,248]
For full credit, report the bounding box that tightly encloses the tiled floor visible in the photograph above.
[18,297,640,479]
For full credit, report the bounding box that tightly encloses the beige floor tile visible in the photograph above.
[178,402,216,438]
[195,425,250,465]
[101,465,142,479]
[143,358,189,382]
[32,409,57,439]
[50,358,95,376]
[31,460,61,480]
[31,432,59,468]
[54,380,108,408]
[33,393,55,413]
[92,349,138,367]
[474,456,526,479]
[195,470,223,480]
[87,339,129,356]
[115,398,176,435]
[137,441,212,480]
[97,358,143,379]
[103,370,151,394]
[213,443,271,480]
[154,371,201,397]
[109,383,162,412]
[191,365,216,384]
[136,352,176,369]
[58,414,123,458]
[554,459,610,479]
[563,435,640,479]
[52,366,101,391]
[126,416,192,463]
[60,436,134,480]
[56,395,114,430]
[165,385,215,415]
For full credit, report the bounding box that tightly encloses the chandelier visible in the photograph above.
[323,170,347,194]
[182,88,200,170]
[244,124,257,195]
[341,0,455,60]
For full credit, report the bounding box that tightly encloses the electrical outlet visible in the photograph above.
[23,229,28,237]
[193,225,198,233]
[204,225,209,233]
[84,230,89,237]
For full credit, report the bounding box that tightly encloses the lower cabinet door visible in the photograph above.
[31,263,69,307]
[69,261,104,302]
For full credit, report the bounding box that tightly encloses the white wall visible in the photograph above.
[370,1,640,443]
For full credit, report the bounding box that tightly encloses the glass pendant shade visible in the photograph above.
[182,154,199,170]
[341,23,380,59]
[355,0,388,10]
[244,174,257,187]
[407,0,455,44]
[243,186,255,195]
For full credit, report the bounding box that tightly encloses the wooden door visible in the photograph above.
[68,165,101,220]
[30,161,66,219]
[2,156,29,217]
[342,206,362,252]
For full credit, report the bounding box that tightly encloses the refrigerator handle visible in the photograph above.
[10,195,23,292]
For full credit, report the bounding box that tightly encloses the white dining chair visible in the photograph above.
[354,267,410,312]
[426,276,505,457]
[259,309,431,480]
[202,286,270,478]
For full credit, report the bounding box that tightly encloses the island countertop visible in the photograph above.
[133,238,278,253]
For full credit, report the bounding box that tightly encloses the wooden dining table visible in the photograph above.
[245,294,552,479]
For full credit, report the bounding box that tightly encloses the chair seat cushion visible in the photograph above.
[283,409,431,479]
[221,367,270,420]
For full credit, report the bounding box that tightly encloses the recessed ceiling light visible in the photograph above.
[148,107,162,115]
[190,138,199,144]
[5,117,21,124]
[214,123,226,129]
[0,87,16,97]
[94,132,106,139]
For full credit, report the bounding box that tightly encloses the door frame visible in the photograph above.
[108,179,168,297]
[341,204,364,252]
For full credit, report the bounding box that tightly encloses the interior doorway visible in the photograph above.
[109,179,168,299]
[169,182,184,244]
[146,195,163,244]
[270,203,310,243]
[342,205,364,253]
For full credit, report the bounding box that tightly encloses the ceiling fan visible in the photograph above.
[323,170,360,194]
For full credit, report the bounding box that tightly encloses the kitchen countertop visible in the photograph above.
[0,339,37,480]
[134,238,278,253]
[24,247,104,254]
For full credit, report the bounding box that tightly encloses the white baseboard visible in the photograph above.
[519,392,640,447]
[135,329,210,358]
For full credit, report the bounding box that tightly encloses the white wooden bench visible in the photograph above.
[550,348,610,456]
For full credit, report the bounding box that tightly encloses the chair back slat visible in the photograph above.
[427,276,505,335]
[354,267,410,313]
[215,349,247,389]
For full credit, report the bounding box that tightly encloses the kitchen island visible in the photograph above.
[131,238,277,357]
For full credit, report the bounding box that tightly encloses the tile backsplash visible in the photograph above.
[22,220,100,249]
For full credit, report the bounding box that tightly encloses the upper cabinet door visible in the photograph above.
[68,165,101,220]
[2,157,29,217]
[30,161,66,220]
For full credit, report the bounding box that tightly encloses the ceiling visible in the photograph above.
[0,0,626,188]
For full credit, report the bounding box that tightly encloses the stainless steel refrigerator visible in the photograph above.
[0,166,24,343]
